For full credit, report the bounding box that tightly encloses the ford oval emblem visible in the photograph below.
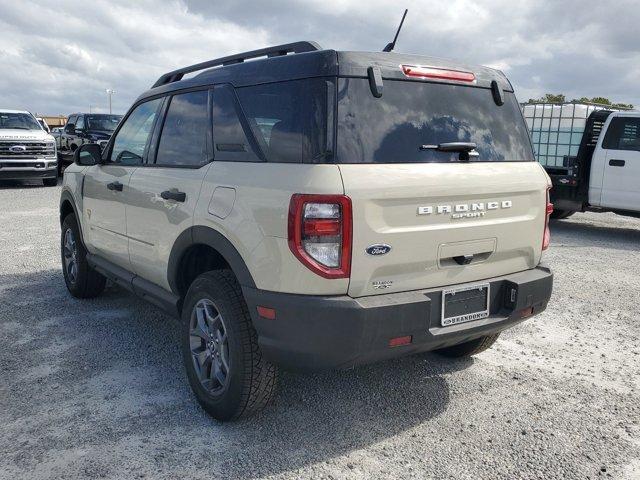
[366,244,391,256]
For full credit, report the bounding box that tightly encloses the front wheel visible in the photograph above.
[61,213,106,298]
[435,333,500,358]
[181,270,277,421]
[43,177,58,187]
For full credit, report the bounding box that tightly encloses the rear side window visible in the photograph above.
[235,78,332,163]
[603,118,640,152]
[211,85,259,162]
[336,78,534,163]
[156,90,209,167]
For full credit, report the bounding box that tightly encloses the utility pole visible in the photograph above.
[105,89,116,114]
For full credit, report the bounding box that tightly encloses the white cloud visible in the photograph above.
[0,0,638,115]
[0,0,270,114]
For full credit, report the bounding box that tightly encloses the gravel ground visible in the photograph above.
[1,180,639,480]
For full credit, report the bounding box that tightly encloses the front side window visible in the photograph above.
[236,78,332,163]
[110,98,162,165]
[66,116,77,132]
[0,112,42,130]
[155,90,209,167]
[603,118,640,152]
[75,115,85,130]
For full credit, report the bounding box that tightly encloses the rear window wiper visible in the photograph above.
[420,142,478,161]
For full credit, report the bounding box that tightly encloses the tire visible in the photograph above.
[435,333,500,358]
[181,270,277,421]
[43,177,58,187]
[550,209,575,220]
[61,213,106,298]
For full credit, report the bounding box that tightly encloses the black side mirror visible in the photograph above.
[75,143,102,166]
[65,123,75,134]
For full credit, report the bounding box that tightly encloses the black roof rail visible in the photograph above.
[151,41,322,88]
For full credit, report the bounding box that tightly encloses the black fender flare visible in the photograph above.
[59,189,85,242]
[167,225,256,294]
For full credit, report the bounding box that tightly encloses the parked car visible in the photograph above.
[0,109,58,186]
[523,103,640,219]
[57,113,122,169]
[59,41,554,420]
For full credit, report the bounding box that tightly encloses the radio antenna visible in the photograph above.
[383,9,408,52]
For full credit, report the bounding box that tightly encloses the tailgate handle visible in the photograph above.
[453,254,474,265]
[609,159,625,167]
[442,250,492,267]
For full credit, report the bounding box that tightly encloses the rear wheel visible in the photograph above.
[435,333,500,358]
[550,209,575,220]
[181,270,277,421]
[61,213,106,298]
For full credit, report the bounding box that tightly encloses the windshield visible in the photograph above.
[336,78,534,163]
[86,115,122,132]
[0,113,42,130]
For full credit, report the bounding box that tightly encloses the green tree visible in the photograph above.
[569,96,634,109]
[528,93,566,103]
[528,93,634,109]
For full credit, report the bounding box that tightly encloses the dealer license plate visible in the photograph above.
[441,283,490,327]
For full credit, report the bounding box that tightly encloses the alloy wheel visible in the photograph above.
[189,299,230,395]
[62,228,78,284]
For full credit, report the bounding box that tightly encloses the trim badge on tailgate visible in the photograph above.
[418,200,512,219]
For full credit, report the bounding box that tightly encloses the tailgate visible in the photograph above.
[341,162,549,297]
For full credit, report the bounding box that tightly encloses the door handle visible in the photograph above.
[107,181,123,191]
[160,189,186,202]
[609,159,626,167]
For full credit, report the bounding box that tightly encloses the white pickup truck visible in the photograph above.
[0,109,58,186]
[523,105,640,219]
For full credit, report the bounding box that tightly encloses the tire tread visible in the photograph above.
[186,270,277,420]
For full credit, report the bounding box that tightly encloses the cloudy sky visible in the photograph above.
[0,0,638,115]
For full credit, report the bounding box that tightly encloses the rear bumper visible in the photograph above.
[243,265,553,371]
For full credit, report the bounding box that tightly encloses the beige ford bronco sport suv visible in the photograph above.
[59,41,553,420]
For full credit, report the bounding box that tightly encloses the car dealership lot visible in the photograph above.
[1,181,639,480]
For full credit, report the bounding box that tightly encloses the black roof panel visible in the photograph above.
[135,44,511,103]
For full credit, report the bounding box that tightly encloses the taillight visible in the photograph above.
[542,187,553,251]
[288,194,352,279]
[401,65,476,83]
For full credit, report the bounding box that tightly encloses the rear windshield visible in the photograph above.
[336,78,534,163]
